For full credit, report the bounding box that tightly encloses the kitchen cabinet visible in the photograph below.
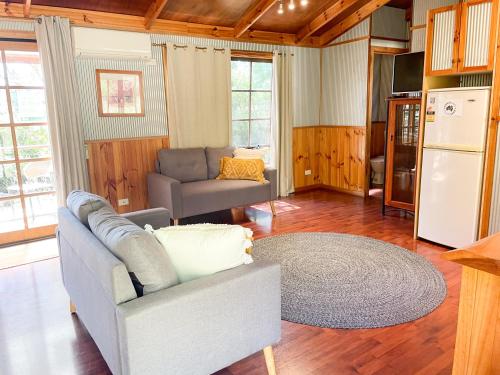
[426,0,497,76]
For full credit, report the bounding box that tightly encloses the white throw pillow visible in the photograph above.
[233,147,267,160]
[147,224,254,283]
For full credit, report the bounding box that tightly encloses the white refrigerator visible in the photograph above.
[418,87,490,248]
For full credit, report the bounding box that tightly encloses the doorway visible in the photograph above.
[366,47,408,198]
[0,41,56,246]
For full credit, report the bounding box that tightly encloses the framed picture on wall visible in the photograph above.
[96,69,145,117]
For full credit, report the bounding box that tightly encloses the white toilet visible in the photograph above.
[370,156,385,186]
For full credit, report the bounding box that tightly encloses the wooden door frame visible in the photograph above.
[425,4,462,77]
[364,45,408,197]
[0,40,57,246]
[458,0,498,72]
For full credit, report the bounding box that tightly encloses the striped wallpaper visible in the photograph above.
[0,19,34,31]
[412,0,458,26]
[75,44,168,140]
[411,28,426,52]
[293,48,321,127]
[320,39,369,126]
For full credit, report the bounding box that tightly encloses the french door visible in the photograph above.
[0,41,57,245]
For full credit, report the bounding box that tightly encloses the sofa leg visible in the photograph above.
[69,301,76,314]
[269,201,277,217]
[263,346,277,375]
[173,219,179,226]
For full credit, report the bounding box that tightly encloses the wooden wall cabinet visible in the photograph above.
[384,98,421,212]
[426,0,497,76]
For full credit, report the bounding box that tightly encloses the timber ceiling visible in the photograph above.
[4,0,412,46]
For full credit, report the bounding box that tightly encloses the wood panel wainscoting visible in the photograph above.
[85,136,169,213]
[293,126,366,195]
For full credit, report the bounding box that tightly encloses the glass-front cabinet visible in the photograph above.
[384,98,421,212]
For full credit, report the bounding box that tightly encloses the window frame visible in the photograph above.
[230,57,273,149]
[0,40,57,245]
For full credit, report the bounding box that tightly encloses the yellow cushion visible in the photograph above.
[216,157,266,183]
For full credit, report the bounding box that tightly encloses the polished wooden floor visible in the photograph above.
[0,190,460,375]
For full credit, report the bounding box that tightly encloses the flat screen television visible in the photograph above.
[392,52,425,94]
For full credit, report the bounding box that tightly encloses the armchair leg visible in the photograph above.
[263,346,277,375]
[173,219,179,226]
[69,301,76,314]
[269,201,277,217]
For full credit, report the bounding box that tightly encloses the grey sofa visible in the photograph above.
[148,147,278,223]
[57,193,281,375]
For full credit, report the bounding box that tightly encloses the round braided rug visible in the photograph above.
[253,233,447,329]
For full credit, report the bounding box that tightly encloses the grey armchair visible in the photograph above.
[148,147,278,224]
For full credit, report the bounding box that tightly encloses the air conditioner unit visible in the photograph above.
[72,27,155,63]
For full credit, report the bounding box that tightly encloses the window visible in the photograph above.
[231,59,272,151]
[0,43,56,245]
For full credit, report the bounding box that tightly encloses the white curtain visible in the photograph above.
[272,52,294,197]
[165,44,231,148]
[35,16,89,206]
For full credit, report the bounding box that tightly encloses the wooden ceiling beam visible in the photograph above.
[296,0,359,43]
[0,2,320,47]
[144,0,170,29]
[319,0,392,46]
[23,0,31,18]
[234,0,278,37]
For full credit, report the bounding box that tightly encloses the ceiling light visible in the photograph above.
[288,0,295,10]
[300,0,309,6]
[277,1,284,14]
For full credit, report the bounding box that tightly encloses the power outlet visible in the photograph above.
[305,170,312,176]
[118,198,129,206]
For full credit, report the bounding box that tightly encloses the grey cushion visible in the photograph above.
[205,146,234,179]
[181,179,272,218]
[89,206,178,296]
[67,190,112,228]
[158,148,207,182]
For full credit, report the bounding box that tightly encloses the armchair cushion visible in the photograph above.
[205,146,234,179]
[158,148,207,182]
[149,224,254,283]
[66,190,112,228]
[89,206,178,296]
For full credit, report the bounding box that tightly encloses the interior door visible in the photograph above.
[0,41,57,245]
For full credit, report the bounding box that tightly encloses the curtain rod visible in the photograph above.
[152,43,293,56]
[152,42,225,52]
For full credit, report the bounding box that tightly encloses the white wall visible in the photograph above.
[293,47,321,127]
[320,39,369,126]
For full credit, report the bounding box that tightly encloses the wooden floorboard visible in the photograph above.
[0,190,459,375]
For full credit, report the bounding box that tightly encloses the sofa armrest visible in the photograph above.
[121,208,170,230]
[147,173,183,219]
[264,168,278,200]
[116,261,281,375]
